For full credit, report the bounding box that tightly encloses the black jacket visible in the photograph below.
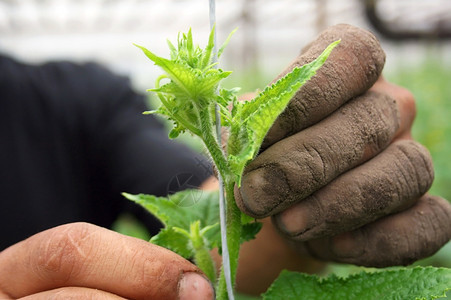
[0,54,210,250]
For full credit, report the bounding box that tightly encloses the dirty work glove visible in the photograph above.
[235,24,451,267]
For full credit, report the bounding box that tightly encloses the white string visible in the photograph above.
[209,0,218,66]
[209,1,234,299]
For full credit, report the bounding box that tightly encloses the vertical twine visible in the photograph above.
[208,0,234,299]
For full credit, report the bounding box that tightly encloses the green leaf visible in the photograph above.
[241,211,257,224]
[150,227,192,259]
[227,40,340,185]
[200,25,215,69]
[240,222,263,244]
[125,189,262,257]
[235,40,340,124]
[194,70,232,101]
[186,28,194,58]
[124,190,223,280]
[134,44,195,97]
[166,39,177,60]
[135,29,234,145]
[218,27,238,58]
[262,267,451,300]
[202,223,221,249]
[123,190,220,230]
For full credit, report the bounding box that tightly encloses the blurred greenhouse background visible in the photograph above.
[1,0,450,283]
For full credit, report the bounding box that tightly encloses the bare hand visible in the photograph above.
[0,223,214,299]
[235,24,451,267]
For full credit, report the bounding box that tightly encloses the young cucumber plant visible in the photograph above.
[123,29,451,299]
[125,27,337,298]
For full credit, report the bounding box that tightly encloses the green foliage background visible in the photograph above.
[386,59,451,203]
[385,57,451,272]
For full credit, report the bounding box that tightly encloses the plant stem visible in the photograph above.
[190,222,217,283]
[197,104,229,179]
[217,180,242,299]
[207,2,235,295]
[217,138,234,300]
[194,246,217,283]
[196,102,238,299]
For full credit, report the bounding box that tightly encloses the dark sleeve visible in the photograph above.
[72,63,212,232]
[39,61,212,234]
[0,56,213,249]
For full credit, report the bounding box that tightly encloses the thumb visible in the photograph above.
[0,223,214,300]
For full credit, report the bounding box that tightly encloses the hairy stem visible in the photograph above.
[195,246,217,283]
[197,102,240,299]
[197,104,230,179]
[190,222,217,283]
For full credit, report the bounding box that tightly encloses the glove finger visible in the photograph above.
[371,77,417,140]
[263,24,385,149]
[236,90,399,217]
[304,194,451,267]
[274,139,434,241]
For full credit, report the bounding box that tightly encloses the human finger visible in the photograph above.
[263,24,385,148]
[304,194,451,267]
[236,90,400,217]
[18,287,125,300]
[273,139,434,241]
[0,222,214,300]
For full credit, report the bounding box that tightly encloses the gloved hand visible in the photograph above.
[235,24,451,267]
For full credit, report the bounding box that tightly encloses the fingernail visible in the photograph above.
[179,272,215,300]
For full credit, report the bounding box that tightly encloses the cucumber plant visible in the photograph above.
[123,29,451,299]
